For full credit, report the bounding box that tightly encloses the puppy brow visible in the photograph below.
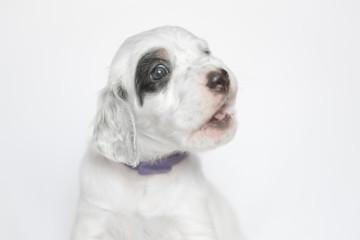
[139,48,169,64]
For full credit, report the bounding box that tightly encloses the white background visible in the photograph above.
[1,0,359,239]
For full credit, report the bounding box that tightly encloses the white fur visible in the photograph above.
[72,26,243,240]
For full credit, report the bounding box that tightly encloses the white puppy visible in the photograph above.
[72,26,242,240]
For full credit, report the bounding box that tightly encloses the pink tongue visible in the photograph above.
[213,111,226,121]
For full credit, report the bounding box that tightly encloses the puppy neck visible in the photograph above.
[125,152,189,175]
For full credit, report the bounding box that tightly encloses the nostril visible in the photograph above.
[207,69,230,93]
[221,69,230,80]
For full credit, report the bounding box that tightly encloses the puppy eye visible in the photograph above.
[150,64,169,81]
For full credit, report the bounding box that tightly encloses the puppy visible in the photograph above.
[72,26,242,240]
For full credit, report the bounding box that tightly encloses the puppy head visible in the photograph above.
[93,26,238,166]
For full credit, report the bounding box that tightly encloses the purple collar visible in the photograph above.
[126,152,189,175]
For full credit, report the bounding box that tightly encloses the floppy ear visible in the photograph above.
[92,85,139,167]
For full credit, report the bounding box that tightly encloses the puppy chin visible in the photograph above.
[186,118,237,152]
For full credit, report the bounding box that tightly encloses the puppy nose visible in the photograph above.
[207,69,230,93]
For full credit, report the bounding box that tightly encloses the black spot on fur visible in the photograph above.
[117,86,128,101]
[135,49,171,106]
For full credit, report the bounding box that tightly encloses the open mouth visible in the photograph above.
[208,106,231,128]
[202,104,232,130]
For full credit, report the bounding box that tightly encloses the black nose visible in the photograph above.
[207,69,230,93]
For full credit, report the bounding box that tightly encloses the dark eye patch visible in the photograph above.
[135,48,171,106]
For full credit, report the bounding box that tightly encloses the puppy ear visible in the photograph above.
[92,85,139,167]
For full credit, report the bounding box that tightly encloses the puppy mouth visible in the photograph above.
[201,104,232,130]
[209,105,231,127]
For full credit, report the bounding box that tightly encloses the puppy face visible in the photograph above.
[95,26,237,164]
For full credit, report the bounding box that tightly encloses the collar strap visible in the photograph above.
[126,152,189,175]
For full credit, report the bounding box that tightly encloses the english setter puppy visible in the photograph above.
[72,26,242,240]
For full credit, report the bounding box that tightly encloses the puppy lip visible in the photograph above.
[206,106,232,129]
[210,106,229,121]
[200,99,233,130]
